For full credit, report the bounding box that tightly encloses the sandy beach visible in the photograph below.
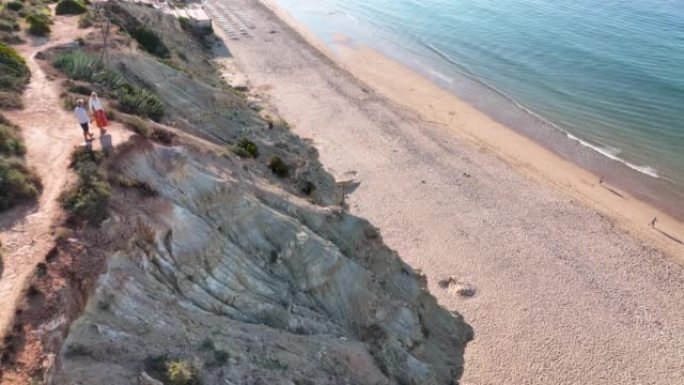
[211,0,684,383]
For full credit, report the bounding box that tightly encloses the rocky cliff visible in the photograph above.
[1,3,472,384]
[53,136,472,384]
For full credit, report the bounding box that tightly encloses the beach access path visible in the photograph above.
[212,0,684,384]
[0,14,131,340]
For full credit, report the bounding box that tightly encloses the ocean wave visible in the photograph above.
[426,67,454,84]
[565,134,659,178]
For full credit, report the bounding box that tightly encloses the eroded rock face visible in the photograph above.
[53,140,472,385]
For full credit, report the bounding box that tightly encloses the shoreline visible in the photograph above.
[258,0,684,260]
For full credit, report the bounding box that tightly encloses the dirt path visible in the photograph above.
[0,15,131,339]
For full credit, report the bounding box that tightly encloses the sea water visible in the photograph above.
[274,0,684,215]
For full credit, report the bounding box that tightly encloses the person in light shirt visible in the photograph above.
[73,99,94,142]
[89,91,108,135]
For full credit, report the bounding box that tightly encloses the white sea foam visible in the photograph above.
[426,68,454,84]
[565,133,659,178]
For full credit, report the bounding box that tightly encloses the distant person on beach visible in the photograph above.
[650,217,657,228]
[89,92,108,135]
[74,99,94,142]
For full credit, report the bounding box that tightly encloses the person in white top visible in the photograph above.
[89,92,108,135]
[74,99,94,142]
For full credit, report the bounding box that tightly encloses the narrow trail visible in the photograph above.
[0,15,131,338]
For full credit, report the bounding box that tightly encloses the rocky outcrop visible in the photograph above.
[53,138,472,384]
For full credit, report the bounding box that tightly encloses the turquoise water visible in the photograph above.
[274,0,684,212]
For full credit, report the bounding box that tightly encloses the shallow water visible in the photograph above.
[274,0,684,213]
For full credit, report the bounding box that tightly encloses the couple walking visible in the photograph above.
[73,92,108,142]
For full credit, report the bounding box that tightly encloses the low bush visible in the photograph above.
[6,1,24,12]
[60,148,111,225]
[0,42,30,92]
[26,13,51,36]
[67,83,92,95]
[167,360,199,385]
[68,146,104,169]
[0,30,24,45]
[130,26,169,58]
[150,127,176,145]
[118,88,164,121]
[93,69,128,91]
[55,0,87,15]
[212,350,229,366]
[268,156,289,178]
[300,180,316,196]
[0,158,41,211]
[109,174,157,197]
[232,138,258,158]
[0,114,39,211]
[0,120,26,156]
[60,93,78,111]
[0,91,22,108]
[143,356,199,385]
[116,112,150,137]
[77,11,93,28]
[0,19,18,33]
[178,16,190,30]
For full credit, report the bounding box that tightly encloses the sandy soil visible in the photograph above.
[211,0,684,383]
[0,15,131,340]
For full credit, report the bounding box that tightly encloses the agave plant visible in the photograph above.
[118,88,165,121]
[53,51,101,81]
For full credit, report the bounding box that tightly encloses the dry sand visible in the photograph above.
[226,1,684,383]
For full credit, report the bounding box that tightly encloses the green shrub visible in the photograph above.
[0,30,23,45]
[166,360,198,385]
[213,350,229,366]
[0,158,41,211]
[118,113,150,137]
[150,127,175,144]
[77,11,93,28]
[0,42,29,92]
[61,93,78,111]
[69,146,104,168]
[60,148,111,225]
[130,26,169,58]
[26,13,50,36]
[55,0,86,15]
[0,19,18,32]
[300,180,316,196]
[0,91,22,108]
[233,138,258,158]
[118,88,164,121]
[60,177,110,224]
[178,16,189,30]
[93,69,128,91]
[6,2,24,12]
[67,83,92,95]
[0,121,26,156]
[268,156,289,178]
